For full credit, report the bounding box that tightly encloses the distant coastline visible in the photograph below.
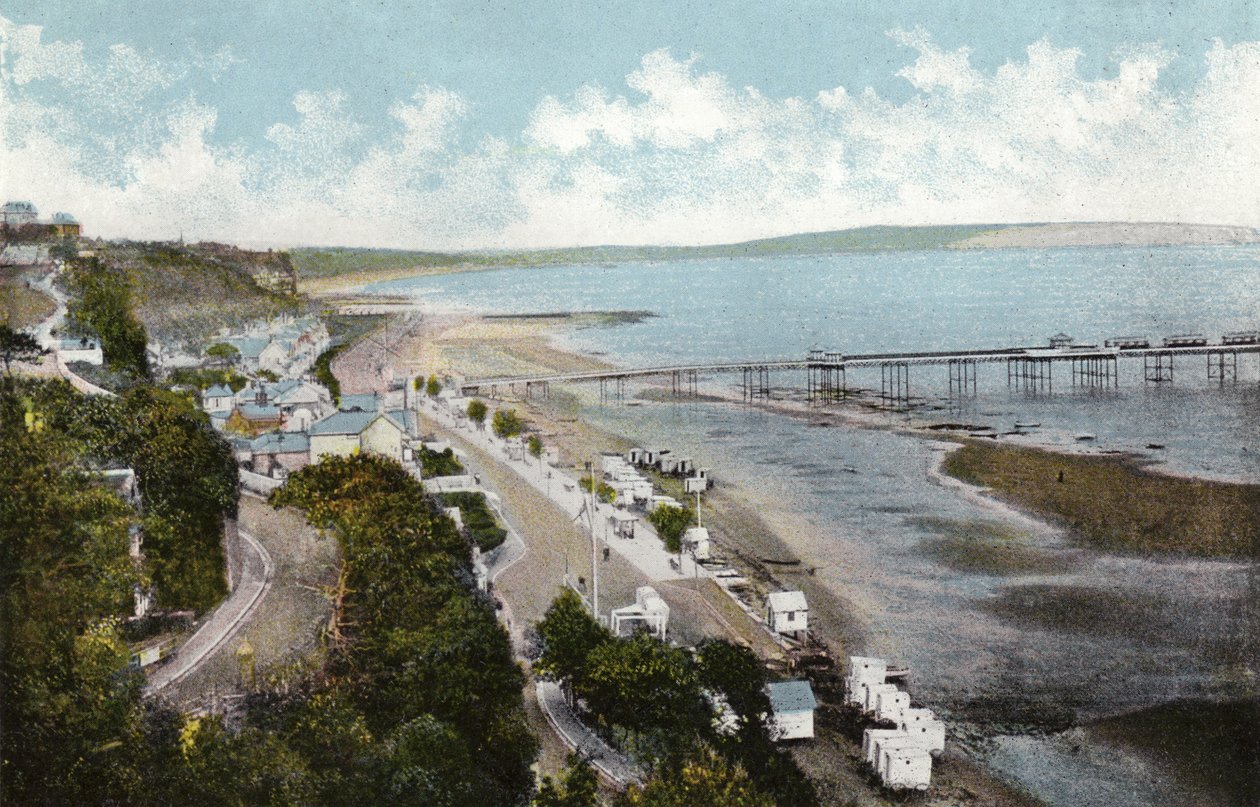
[295,221,1260,296]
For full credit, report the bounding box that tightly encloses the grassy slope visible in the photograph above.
[0,267,55,329]
[943,440,1260,558]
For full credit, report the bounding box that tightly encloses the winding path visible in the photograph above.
[145,527,274,694]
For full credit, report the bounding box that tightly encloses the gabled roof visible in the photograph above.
[251,431,310,454]
[204,384,234,398]
[228,337,269,359]
[237,404,282,420]
[309,409,380,436]
[767,590,808,612]
[339,392,379,412]
[767,680,817,713]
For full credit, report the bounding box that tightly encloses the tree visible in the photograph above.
[204,342,240,368]
[0,324,47,375]
[617,750,775,807]
[577,632,706,739]
[647,504,694,553]
[578,475,617,504]
[527,434,544,466]
[65,257,149,378]
[467,399,488,429]
[535,589,610,687]
[533,754,599,807]
[426,374,442,397]
[492,408,524,439]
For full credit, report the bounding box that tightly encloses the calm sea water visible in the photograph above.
[367,244,1260,806]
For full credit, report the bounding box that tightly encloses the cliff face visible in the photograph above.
[81,242,305,349]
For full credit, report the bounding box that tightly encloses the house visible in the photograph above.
[227,337,270,372]
[610,586,669,638]
[1,201,38,226]
[249,432,310,477]
[225,403,284,436]
[766,590,808,635]
[308,410,405,462]
[57,336,102,365]
[765,680,817,740]
[49,212,81,237]
[339,392,380,412]
[202,383,236,414]
[682,526,711,560]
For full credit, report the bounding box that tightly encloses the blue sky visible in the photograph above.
[1,1,1257,248]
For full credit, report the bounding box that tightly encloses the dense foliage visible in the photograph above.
[647,503,694,553]
[534,589,816,807]
[532,754,599,807]
[18,378,235,612]
[0,324,47,375]
[578,475,618,504]
[419,444,465,476]
[492,407,525,439]
[64,257,150,378]
[467,398,488,428]
[269,455,537,804]
[440,490,509,551]
[312,344,345,405]
[426,374,442,397]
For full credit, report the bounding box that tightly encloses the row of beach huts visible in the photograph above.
[846,655,947,791]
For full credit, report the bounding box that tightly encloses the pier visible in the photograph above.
[459,334,1260,406]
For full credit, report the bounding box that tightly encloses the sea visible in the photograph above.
[366,243,1260,807]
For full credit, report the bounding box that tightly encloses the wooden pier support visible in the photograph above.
[525,380,549,399]
[947,359,977,397]
[742,366,771,402]
[599,377,626,403]
[880,362,910,407]
[671,369,698,397]
[1007,358,1053,392]
[1207,351,1237,384]
[1070,356,1118,388]
[1144,354,1173,384]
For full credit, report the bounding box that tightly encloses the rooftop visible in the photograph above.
[251,431,310,454]
[767,590,808,612]
[309,409,382,436]
[767,680,817,714]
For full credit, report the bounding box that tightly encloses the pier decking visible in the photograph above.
[459,338,1260,405]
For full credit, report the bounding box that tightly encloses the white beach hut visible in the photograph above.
[897,708,946,754]
[610,586,669,638]
[766,590,809,635]
[863,728,907,766]
[682,526,712,561]
[766,680,817,741]
[875,689,912,723]
[880,746,932,791]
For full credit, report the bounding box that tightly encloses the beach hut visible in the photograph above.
[649,495,683,510]
[673,457,694,476]
[875,688,912,723]
[846,656,889,705]
[865,683,899,714]
[766,590,809,635]
[631,480,654,503]
[682,526,712,561]
[658,455,681,474]
[880,746,932,791]
[608,509,637,539]
[684,476,708,495]
[626,447,647,466]
[863,728,907,766]
[765,680,817,741]
[897,708,946,754]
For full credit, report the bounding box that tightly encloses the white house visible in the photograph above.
[766,590,808,635]
[682,526,711,560]
[765,679,817,741]
[610,586,669,638]
[202,383,236,414]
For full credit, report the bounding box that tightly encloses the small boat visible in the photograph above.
[1146,443,1165,450]
[1075,433,1097,441]
[1015,421,1041,429]
[758,556,802,566]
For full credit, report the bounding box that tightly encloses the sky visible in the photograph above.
[0,1,1257,249]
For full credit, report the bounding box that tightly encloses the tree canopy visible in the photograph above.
[492,407,524,439]
[467,398,488,428]
[647,504,694,553]
[0,324,47,375]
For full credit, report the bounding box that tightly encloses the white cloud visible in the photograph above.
[1,16,1257,250]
